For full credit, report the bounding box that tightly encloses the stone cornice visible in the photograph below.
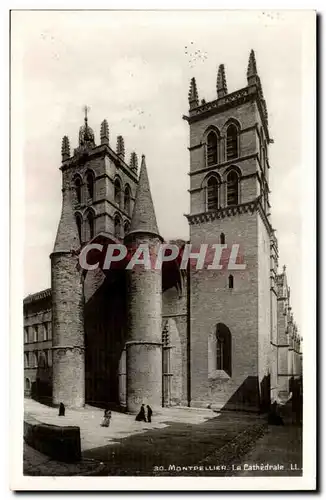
[186,198,260,225]
[24,288,52,305]
[183,84,270,143]
[61,144,138,184]
[186,195,273,235]
[188,153,258,177]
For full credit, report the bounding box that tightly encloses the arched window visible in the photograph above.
[216,323,232,376]
[24,327,28,344]
[206,131,218,166]
[74,177,82,204]
[33,352,38,368]
[24,353,29,368]
[206,176,219,210]
[228,274,234,289]
[226,124,238,160]
[75,213,83,243]
[114,215,122,239]
[114,178,122,206]
[124,185,131,215]
[86,171,95,200]
[43,323,48,341]
[227,170,239,206]
[220,233,225,245]
[86,211,95,240]
[124,220,130,235]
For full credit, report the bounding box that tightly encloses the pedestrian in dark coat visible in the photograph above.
[135,404,147,422]
[147,405,153,423]
[58,402,65,416]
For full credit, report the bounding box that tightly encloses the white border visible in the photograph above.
[8,5,317,493]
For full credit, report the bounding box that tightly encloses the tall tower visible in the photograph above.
[51,109,139,406]
[184,52,274,410]
[125,155,163,413]
[50,175,85,407]
[62,108,138,246]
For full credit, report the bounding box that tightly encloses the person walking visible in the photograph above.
[101,409,112,427]
[146,405,153,423]
[135,404,147,422]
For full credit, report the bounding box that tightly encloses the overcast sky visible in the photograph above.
[13,10,311,327]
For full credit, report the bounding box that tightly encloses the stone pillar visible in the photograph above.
[126,235,162,413]
[51,252,85,407]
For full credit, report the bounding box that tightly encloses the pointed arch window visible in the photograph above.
[124,185,131,215]
[207,131,218,166]
[75,213,83,243]
[86,171,95,200]
[226,124,238,160]
[124,220,130,236]
[114,215,122,239]
[74,177,82,204]
[216,324,232,376]
[227,170,239,206]
[206,176,219,211]
[114,178,122,206]
[86,211,95,240]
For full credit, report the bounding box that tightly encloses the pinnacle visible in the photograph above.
[127,155,161,240]
[247,49,258,78]
[216,64,227,96]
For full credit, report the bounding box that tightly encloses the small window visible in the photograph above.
[220,233,225,245]
[114,178,122,206]
[24,353,29,368]
[207,131,218,166]
[228,274,234,289]
[75,213,83,243]
[33,352,38,368]
[124,185,131,215]
[25,378,31,391]
[86,211,95,240]
[43,323,48,341]
[206,176,219,210]
[33,326,38,343]
[114,215,122,239]
[215,323,232,376]
[24,327,28,344]
[227,170,239,206]
[86,172,95,200]
[226,124,238,160]
[124,220,130,235]
[74,177,82,204]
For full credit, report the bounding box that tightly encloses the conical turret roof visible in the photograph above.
[52,187,80,254]
[127,155,162,240]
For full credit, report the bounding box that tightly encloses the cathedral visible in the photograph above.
[23,50,302,413]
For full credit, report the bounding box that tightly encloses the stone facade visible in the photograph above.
[24,50,302,411]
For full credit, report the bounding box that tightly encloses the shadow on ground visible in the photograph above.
[83,411,266,476]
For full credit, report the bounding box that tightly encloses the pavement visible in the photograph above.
[23,399,302,477]
[234,424,303,476]
[24,398,216,452]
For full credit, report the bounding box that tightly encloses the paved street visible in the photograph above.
[24,399,302,477]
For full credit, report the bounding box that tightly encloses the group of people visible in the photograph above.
[135,404,153,423]
[99,404,153,428]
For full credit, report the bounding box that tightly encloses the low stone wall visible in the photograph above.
[24,414,81,463]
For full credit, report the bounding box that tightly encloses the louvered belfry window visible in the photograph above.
[207,176,219,210]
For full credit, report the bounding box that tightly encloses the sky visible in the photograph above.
[12,10,311,328]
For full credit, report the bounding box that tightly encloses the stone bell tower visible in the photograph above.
[125,155,164,413]
[50,179,85,408]
[184,50,275,411]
